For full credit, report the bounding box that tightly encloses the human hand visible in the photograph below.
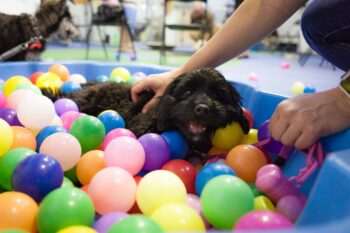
[131,70,179,113]
[269,87,350,149]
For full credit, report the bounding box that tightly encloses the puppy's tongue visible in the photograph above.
[188,121,206,134]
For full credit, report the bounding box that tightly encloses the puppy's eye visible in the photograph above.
[184,90,192,96]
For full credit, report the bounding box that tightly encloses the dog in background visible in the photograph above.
[43,68,250,157]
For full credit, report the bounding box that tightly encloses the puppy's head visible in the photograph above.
[154,68,250,152]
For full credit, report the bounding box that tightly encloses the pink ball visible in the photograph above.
[0,90,5,108]
[6,90,35,110]
[39,132,82,171]
[186,194,211,229]
[281,61,291,69]
[60,111,84,131]
[88,167,137,215]
[104,136,145,176]
[234,210,293,230]
[102,128,137,150]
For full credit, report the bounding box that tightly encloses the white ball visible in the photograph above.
[69,74,87,84]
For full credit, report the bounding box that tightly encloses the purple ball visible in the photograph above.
[54,98,79,116]
[0,108,22,126]
[93,212,129,233]
[138,133,170,171]
[257,120,283,154]
[234,210,293,230]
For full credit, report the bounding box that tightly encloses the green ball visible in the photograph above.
[64,166,79,186]
[248,183,263,197]
[37,187,95,233]
[14,83,42,94]
[108,215,163,233]
[61,177,74,188]
[0,148,36,190]
[70,115,105,152]
[0,230,29,233]
[110,76,124,83]
[200,175,254,230]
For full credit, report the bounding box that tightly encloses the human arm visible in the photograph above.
[131,0,307,111]
[269,86,350,150]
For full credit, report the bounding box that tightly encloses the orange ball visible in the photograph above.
[129,176,142,214]
[11,126,37,150]
[226,144,267,183]
[208,146,228,156]
[76,150,105,185]
[49,64,70,82]
[29,71,44,84]
[0,191,38,232]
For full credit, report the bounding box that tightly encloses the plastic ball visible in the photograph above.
[12,154,64,202]
[150,203,205,232]
[37,187,95,233]
[0,90,6,108]
[54,98,79,116]
[57,226,97,233]
[104,136,145,176]
[138,133,170,171]
[0,108,22,126]
[49,64,70,82]
[162,159,197,194]
[243,108,254,128]
[234,210,293,230]
[0,191,38,232]
[5,89,36,110]
[136,170,187,216]
[281,61,291,69]
[0,118,13,156]
[98,110,125,134]
[303,85,316,93]
[110,67,131,82]
[88,167,137,215]
[29,71,44,84]
[110,76,124,83]
[35,125,67,151]
[36,72,63,92]
[60,111,84,131]
[254,195,275,211]
[13,83,42,95]
[70,115,106,152]
[10,126,36,150]
[102,128,136,150]
[95,74,109,83]
[186,193,211,228]
[226,144,267,183]
[61,176,74,188]
[132,72,146,78]
[4,75,31,97]
[161,131,188,159]
[93,212,129,233]
[0,148,36,190]
[195,163,236,196]
[77,150,105,185]
[291,81,305,95]
[64,166,79,185]
[16,94,56,130]
[60,80,82,94]
[257,120,283,154]
[39,132,82,171]
[69,74,87,84]
[276,195,304,222]
[201,175,254,229]
[208,146,228,156]
[211,122,244,151]
[108,215,162,233]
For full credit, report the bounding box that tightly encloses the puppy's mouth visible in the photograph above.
[188,121,207,134]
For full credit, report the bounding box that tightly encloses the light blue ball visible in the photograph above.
[98,110,125,134]
[60,80,82,94]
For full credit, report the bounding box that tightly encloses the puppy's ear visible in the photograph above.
[163,77,181,96]
[154,95,176,131]
[237,109,250,134]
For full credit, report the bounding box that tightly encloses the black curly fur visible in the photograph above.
[42,68,250,157]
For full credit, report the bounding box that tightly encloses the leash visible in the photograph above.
[0,36,43,61]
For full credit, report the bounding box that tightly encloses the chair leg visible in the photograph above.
[85,22,93,60]
[97,26,109,59]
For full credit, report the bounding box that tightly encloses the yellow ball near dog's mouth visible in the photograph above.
[188,121,207,134]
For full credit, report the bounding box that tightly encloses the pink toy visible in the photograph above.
[255,164,306,204]
[276,195,305,223]
[0,90,5,108]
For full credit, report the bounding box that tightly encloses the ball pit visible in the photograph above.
[0,62,350,233]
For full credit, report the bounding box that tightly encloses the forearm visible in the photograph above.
[176,0,307,75]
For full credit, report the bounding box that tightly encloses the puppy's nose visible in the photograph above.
[194,104,209,115]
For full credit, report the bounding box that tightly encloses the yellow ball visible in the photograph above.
[291,81,305,95]
[57,226,97,233]
[136,170,187,216]
[240,128,258,144]
[254,195,275,211]
[36,72,63,92]
[211,122,244,151]
[110,67,131,82]
[150,203,205,232]
[4,75,31,97]
[0,118,13,157]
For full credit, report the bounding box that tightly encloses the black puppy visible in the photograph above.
[43,68,249,157]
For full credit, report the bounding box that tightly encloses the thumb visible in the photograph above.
[142,97,161,113]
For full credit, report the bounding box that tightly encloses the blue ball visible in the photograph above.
[98,110,125,134]
[161,131,188,160]
[195,163,236,196]
[36,126,67,151]
[12,154,64,202]
[303,85,316,93]
[60,80,82,94]
[95,75,109,83]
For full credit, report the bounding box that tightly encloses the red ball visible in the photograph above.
[29,72,44,84]
[243,108,254,128]
[128,176,142,214]
[162,159,197,194]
